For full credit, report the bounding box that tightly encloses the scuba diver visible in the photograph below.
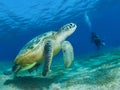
[84,12,106,50]
[91,32,106,50]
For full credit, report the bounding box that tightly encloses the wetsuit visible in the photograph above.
[91,32,105,50]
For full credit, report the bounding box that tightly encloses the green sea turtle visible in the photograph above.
[4,23,77,76]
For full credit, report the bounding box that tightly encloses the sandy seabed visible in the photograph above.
[1,48,120,90]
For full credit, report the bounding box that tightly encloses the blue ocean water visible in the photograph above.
[0,0,120,60]
[0,0,120,90]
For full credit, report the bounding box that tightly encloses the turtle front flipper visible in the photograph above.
[62,41,74,68]
[42,40,53,76]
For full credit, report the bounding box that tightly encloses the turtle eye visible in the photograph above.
[69,23,76,28]
[70,23,73,26]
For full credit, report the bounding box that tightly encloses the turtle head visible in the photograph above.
[57,23,77,42]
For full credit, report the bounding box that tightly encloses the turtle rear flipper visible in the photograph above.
[62,41,74,68]
[3,68,12,75]
[3,64,21,76]
[42,40,53,76]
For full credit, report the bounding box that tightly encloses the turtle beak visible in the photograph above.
[65,23,77,36]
